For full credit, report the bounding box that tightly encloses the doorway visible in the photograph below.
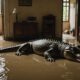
[62,0,77,44]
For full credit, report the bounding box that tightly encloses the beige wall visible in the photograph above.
[4,0,62,39]
[4,0,17,38]
[0,15,2,34]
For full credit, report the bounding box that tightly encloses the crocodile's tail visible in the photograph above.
[0,44,20,53]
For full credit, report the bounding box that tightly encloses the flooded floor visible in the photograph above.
[0,40,80,80]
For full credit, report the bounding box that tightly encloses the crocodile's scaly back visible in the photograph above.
[30,39,53,55]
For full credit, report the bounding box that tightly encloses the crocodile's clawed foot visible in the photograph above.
[16,51,22,56]
[47,57,55,62]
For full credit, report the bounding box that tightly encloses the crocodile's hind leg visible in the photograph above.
[16,43,33,56]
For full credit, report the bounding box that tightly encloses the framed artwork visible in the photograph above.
[18,0,32,6]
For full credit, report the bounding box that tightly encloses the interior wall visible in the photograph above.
[4,0,62,39]
[0,15,2,34]
[0,0,2,34]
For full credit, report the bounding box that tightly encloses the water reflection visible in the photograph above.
[56,61,73,80]
[0,57,9,80]
[57,61,68,70]
[61,71,73,80]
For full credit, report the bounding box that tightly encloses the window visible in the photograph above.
[63,0,70,21]
[18,0,32,6]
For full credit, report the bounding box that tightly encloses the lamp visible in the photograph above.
[12,8,18,22]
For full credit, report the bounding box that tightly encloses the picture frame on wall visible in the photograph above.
[18,0,32,6]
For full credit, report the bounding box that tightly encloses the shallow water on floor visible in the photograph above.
[1,53,80,80]
[0,55,9,80]
[0,40,80,80]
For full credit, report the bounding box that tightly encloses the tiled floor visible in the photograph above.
[0,38,80,80]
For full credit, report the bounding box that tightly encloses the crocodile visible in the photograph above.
[0,39,80,62]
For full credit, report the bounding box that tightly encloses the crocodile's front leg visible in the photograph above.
[44,51,55,62]
[16,49,22,56]
[44,47,57,62]
[44,43,59,62]
[16,43,32,56]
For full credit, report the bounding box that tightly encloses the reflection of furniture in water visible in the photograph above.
[13,16,38,40]
[42,14,55,38]
[62,33,76,45]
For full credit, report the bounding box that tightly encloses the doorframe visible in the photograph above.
[76,0,80,41]
[1,0,4,36]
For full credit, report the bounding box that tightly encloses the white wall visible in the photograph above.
[70,4,76,31]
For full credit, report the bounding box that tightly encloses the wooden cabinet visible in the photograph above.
[13,15,56,40]
[13,21,38,40]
